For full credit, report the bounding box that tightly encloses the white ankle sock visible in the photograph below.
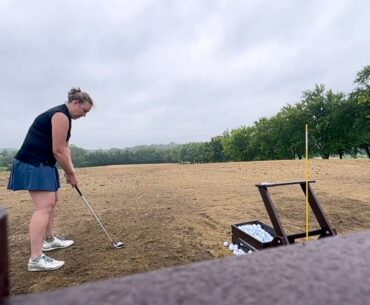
[31,255,42,262]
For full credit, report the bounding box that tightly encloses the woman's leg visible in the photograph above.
[45,190,59,239]
[29,191,57,259]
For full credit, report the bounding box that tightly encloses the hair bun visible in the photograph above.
[67,87,94,106]
[68,87,82,101]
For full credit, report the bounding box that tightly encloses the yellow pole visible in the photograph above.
[305,124,309,241]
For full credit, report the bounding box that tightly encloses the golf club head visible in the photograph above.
[114,241,125,249]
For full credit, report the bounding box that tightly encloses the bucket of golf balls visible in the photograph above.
[231,220,277,250]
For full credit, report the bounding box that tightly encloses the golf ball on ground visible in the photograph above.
[223,241,229,247]
[232,248,252,256]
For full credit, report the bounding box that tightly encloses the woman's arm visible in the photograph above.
[51,113,78,186]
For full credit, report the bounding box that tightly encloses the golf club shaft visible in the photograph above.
[75,186,115,244]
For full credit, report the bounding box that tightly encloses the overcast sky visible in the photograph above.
[0,0,369,149]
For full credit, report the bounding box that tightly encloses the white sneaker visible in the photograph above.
[42,236,74,252]
[27,254,65,272]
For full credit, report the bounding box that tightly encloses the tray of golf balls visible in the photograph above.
[231,220,279,251]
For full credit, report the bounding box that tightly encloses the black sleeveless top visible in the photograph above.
[15,104,72,166]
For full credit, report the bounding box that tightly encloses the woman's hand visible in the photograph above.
[64,172,78,187]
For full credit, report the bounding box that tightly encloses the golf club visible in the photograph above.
[75,185,124,249]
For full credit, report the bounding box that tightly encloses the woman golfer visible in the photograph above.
[8,88,93,271]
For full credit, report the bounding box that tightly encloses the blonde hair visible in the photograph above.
[67,87,94,106]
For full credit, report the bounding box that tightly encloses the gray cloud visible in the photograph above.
[0,0,369,149]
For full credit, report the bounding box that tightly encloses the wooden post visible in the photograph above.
[0,208,9,298]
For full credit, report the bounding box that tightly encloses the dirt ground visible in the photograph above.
[1,159,370,295]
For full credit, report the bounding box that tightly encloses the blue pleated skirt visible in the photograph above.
[7,159,60,192]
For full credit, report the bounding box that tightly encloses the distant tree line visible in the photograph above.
[0,65,369,169]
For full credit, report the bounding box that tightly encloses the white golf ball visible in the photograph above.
[223,241,229,247]
[237,223,274,243]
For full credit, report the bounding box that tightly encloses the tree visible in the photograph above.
[208,136,227,162]
[301,84,345,159]
[330,95,358,158]
[253,117,279,160]
[351,65,370,157]
[278,104,306,159]
[222,127,257,161]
